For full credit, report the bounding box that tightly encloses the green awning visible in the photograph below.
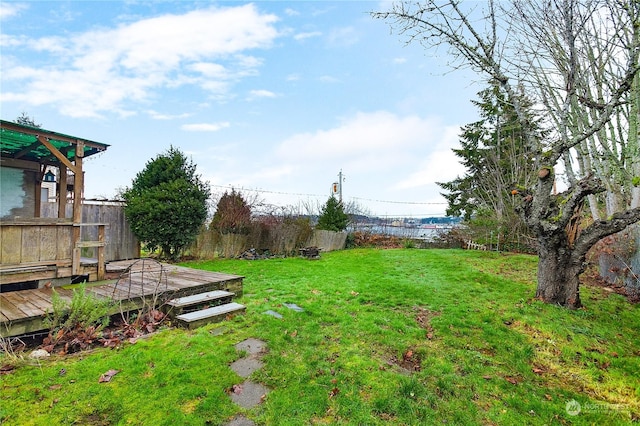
[0,119,109,165]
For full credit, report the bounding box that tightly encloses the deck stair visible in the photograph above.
[166,290,245,329]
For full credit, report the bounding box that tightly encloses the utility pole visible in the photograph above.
[331,170,345,203]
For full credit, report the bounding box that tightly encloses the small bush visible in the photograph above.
[43,285,113,353]
[402,239,416,249]
[350,231,403,248]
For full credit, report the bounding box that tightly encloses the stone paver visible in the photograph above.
[229,380,270,409]
[225,415,255,426]
[230,357,264,378]
[263,310,283,319]
[234,338,267,356]
[223,338,269,426]
[283,303,304,312]
[224,305,304,424]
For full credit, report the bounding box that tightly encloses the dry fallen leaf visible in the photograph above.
[505,376,519,385]
[0,364,15,375]
[49,384,62,390]
[231,384,243,395]
[98,369,120,383]
[329,387,340,398]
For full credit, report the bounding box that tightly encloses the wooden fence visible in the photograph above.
[307,230,348,252]
[41,201,139,261]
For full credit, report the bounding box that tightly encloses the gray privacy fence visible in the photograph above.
[41,201,139,262]
[190,228,347,259]
[307,230,347,252]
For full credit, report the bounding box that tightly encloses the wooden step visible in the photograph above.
[176,302,246,329]
[166,290,234,312]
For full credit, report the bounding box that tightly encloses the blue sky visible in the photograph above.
[1,1,481,217]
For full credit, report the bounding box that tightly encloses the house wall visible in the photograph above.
[0,165,37,219]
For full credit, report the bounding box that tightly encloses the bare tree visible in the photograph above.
[374,0,640,308]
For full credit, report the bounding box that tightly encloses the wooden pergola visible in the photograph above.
[0,120,110,284]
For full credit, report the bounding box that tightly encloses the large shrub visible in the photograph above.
[210,189,252,235]
[122,146,210,260]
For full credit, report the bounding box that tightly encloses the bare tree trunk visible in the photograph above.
[519,168,640,307]
[534,206,640,307]
[536,234,583,308]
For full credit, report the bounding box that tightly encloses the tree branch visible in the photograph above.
[555,174,604,226]
[574,207,640,257]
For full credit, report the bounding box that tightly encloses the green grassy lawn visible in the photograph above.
[1,249,638,425]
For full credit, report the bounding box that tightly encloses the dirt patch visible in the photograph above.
[389,348,422,373]
[415,307,440,340]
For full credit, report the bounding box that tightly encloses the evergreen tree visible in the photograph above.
[210,189,252,234]
[437,83,543,246]
[15,112,41,128]
[122,146,210,260]
[317,196,349,232]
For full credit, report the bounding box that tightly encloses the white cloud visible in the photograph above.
[327,26,358,47]
[189,62,229,79]
[247,89,278,100]
[393,57,407,64]
[277,111,434,163]
[147,110,191,120]
[294,31,322,41]
[181,122,230,132]
[0,4,280,117]
[0,2,28,20]
[318,75,340,83]
[273,110,463,194]
[393,126,464,189]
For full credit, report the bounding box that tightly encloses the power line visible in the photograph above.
[210,184,324,198]
[350,196,447,205]
[209,184,449,215]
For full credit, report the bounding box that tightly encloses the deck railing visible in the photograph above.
[0,219,106,285]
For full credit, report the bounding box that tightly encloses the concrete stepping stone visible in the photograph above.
[229,380,269,409]
[284,303,304,312]
[226,338,269,422]
[263,310,283,319]
[230,357,264,378]
[225,415,255,426]
[234,338,267,357]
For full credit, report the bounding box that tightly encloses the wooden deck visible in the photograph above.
[0,259,244,337]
